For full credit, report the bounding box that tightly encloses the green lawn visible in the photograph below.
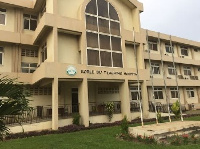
[1,116,200,149]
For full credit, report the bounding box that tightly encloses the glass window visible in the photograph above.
[87,49,99,66]
[165,44,174,53]
[130,87,142,100]
[0,47,3,65]
[41,42,47,62]
[86,15,98,31]
[148,41,157,51]
[99,34,110,50]
[98,18,109,34]
[154,88,163,99]
[186,88,195,98]
[170,88,179,99]
[168,64,176,75]
[100,51,111,67]
[151,63,160,74]
[113,53,122,67]
[23,14,37,31]
[181,47,188,56]
[86,0,97,15]
[86,0,122,67]
[21,62,37,73]
[183,66,191,76]
[21,49,38,57]
[87,32,98,48]
[109,4,119,20]
[97,0,108,18]
[0,8,6,25]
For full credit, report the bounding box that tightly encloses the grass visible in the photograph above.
[1,116,200,149]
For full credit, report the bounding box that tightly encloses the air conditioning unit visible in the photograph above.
[145,49,149,52]
[180,55,185,58]
[184,77,189,80]
[194,49,198,52]
[167,76,171,79]
[164,53,169,56]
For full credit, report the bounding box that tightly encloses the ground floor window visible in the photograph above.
[170,87,179,98]
[154,87,163,99]
[130,87,142,100]
[186,88,195,98]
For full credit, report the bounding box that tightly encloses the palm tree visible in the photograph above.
[0,75,30,140]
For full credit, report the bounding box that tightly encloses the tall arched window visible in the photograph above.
[85,0,123,67]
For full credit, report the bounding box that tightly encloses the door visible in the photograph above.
[72,88,79,113]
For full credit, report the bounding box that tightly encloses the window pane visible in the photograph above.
[131,92,138,100]
[22,68,29,73]
[98,18,109,34]
[97,0,108,18]
[87,32,98,48]
[109,4,119,20]
[110,21,120,36]
[0,53,2,64]
[30,69,35,73]
[86,15,97,31]
[111,37,121,51]
[100,51,111,67]
[99,34,110,50]
[0,14,5,25]
[112,52,122,67]
[153,44,157,51]
[24,19,29,29]
[30,63,38,67]
[86,0,97,15]
[30,20,37,31]
[87,49,99,66]
[21,62,29,67]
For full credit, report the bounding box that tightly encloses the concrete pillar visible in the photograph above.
[141,81,149,118]
[119,79,130,120]
[78,78,89,127]
[46,0,58,14]
[53,27,58,62]
[52,77,58,130]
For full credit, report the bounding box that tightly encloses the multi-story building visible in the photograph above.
[0,0,200,133]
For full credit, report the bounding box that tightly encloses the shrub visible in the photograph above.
[105,102,114,122]
[121,116,129,134]
[72,113,81,125]
[171,101,180,120]
[157,111,163,123]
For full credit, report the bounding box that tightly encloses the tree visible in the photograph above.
[0,75,30,140]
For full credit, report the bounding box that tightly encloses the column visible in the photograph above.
[52,77,58,130]
[141,81,149,118]
[78,78,89,127]
[119,79,130,120]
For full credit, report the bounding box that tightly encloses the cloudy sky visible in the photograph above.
[138,0,200,42]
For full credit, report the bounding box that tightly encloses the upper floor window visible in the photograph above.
[183,66,191,76]
[181,47,188,56]
[165,44,174,53]
[21,62,37,73]
[0,8,6,25]
[170,87,179,99]
[21,49,38,57]
[186,88,195,98]
[154,87,163,99]
[41,42,47,62]
[151,63,160,74]
[0,47,3,65]
[168,64,176,75]
[148,41,157,51]
[23,14,37,31]
[85,0,122,68]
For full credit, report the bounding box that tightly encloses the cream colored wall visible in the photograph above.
[58,0,83,19]
[0,7,15,32]
[58,33,80,64]
[0,45,12,72]
[193,49,200,61]
[126,44,136,69]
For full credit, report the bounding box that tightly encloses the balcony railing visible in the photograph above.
[89,101,121,116]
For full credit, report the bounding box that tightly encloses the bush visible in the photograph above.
[121,116,129,134]
[157,111,163,123]
[171,101,180,120]
[105,102,114,122]
[72,113,81,125]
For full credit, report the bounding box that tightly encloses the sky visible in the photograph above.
[137,0,200,42]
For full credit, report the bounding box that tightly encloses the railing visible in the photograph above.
[89,101,121,116]
[130,101,140,112]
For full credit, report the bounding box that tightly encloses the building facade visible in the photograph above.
[0,0,200,133]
